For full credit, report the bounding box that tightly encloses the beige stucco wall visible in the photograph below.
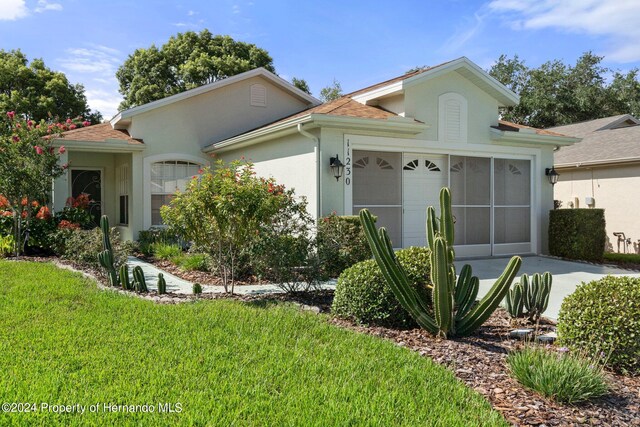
[554,164,640,253]
[217,132,319,219]
[404,72,500,142]
[127,76,310,156]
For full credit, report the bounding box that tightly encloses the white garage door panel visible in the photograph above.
[402,154,448,247]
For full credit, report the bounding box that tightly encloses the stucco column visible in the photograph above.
[130,151,144,240]
[52,150,69,213]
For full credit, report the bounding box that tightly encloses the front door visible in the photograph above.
[402,154,448,247]
[71,169,102,226]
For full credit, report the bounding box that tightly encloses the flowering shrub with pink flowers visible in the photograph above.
[0,111,90,255]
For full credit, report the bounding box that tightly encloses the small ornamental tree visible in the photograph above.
[0,112,90,255]
[161,160,310,293]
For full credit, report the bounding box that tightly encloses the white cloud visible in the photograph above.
[187,10,195,16]
[440,11,488,54]
[0,0,28,20]
[34,0,62,13]
[57,45,123,119]
[489,0,640,62]
[232,4,240,14]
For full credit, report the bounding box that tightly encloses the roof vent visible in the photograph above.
[250,84,267,107]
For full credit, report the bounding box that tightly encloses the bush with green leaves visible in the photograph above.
[152,242,183,260]
[317,214,373,278]
[161,160,310,293]
[53,227,133,270]
[507,346,608,403]
[558,275,640,375]
[549,209,606,261]
[177,253,211,271]
[137,227,181,256]
[332,246,431,327]
[0,234,13,257]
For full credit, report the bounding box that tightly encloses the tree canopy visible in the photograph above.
[116,30,276,110]
[0,50,101,123]
[291,77,311,95]
[489,52,640,128]
[319,79,343,103]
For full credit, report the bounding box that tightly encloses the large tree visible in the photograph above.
[489,52,640,128]
[116,30,276,110]
[0,50,101,123]
[319,79,343,103]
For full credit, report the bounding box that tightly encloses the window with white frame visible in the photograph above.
[150,160,201,225]
[119,164,129,225]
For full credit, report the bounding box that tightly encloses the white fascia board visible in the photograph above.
[403,57,520,106]
[490,128,580,146]
[310,114,427,133]
[206,114,427,153]
[51,138,146,152]
[555,157,640,169]
[597,114,640,131]
[111,68,320,127]
[351,81,403,104]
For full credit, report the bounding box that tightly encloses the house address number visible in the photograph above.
[344,139,351,186]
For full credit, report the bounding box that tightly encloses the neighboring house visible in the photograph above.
[53,57,577,256]
[552,114,640,253]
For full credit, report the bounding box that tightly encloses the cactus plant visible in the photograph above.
[157,273,167,295]
[98,215,119,287]
[120,264,131,290]
[132,266,148,292]
[360,187,522,338]
[193,282,203,295]
[505,272,552,322]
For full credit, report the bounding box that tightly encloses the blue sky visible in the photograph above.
[1,0,639,119]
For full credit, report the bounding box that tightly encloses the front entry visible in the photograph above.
[70,169,102,226]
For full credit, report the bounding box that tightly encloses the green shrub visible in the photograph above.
[54,227,133,270]
[548,209,606,261]
[178,253,210,271]
[137,227,181,256]
[507,346,608,403]
[558,276,640,375]
[152,242,183,260]
[332,246,431,327]
[317,214,374,278]
[193,282,203,294]
[0,234,13,257]
[603,252,640,264]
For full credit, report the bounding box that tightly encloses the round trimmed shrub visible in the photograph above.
[332,246,431,327]
[558,276,640,375]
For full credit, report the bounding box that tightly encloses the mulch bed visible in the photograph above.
[9,256,640,425]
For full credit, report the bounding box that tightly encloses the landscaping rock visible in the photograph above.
[536,331,558,344]
[509,328,534,339]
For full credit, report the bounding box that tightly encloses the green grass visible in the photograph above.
[603,252,640,264]
[507,346,608,404]
[0,261,506,426]
[176,253,210,271]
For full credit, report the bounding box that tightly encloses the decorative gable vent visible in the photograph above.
[250,84,267,107]
[438,92,468,143]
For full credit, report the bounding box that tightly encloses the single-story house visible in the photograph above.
[53,57,578,257]
[552,114,640,253]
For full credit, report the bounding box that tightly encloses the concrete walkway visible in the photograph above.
[127,256,337,295]
[455,256,640,320]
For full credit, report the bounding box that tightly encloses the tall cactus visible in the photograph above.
[98,215,119,287]
[132,266,148,292]
[505,272,552,322]
[120,264,131,290]
[157,273,167,295]
[360,187,522,338]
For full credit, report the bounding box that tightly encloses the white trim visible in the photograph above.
[490,127,579,146]
[111,68,320,125]
[51,139,145,153]
[352,57,520,107]
[143,153,210,229]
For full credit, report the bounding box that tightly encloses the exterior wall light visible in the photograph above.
[545,167,559,186]
[330,154,344,181]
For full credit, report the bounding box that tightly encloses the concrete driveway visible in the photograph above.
[454,256,640,320]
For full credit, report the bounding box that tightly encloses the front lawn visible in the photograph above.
[0,261,506,426]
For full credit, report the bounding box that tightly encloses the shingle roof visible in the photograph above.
[553,115,640,165]
[60,123,143,144]
[493,120,568,137]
